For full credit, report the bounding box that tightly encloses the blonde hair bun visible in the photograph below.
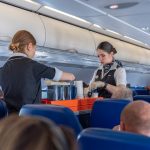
[9,43,19,52]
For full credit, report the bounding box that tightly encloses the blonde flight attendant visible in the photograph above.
[0,30,75,113]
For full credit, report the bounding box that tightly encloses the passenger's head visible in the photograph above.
[120,100,150,136]
[97,41,117,65]
[9,30,36,58]
[0,115,77,150]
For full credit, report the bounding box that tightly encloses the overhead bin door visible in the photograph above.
[38,5,92,29]
[0,2,45,46]
[2,0,41,11]
[91,32,150,65]
[40,15,95,55]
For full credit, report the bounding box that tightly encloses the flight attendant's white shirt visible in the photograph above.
[90,64,127,86]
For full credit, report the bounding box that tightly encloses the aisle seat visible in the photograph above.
[78,128,150,150]
[19,104,82,136]
[132,89,149,96]
[90,99,130,129]
[134,95,150,103]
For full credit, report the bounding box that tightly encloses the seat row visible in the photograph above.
[0,99,150,149]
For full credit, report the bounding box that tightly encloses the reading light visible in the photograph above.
[109,4,119,9]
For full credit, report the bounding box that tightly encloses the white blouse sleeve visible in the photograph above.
[114,67,127,86]
[53,67,63,81]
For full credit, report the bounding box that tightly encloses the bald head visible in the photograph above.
[120,100,150,136]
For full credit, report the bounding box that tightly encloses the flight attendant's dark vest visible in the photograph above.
[95,60,122,98]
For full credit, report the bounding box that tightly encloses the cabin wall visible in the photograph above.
[1,2,150,88]
[51,65,150,87]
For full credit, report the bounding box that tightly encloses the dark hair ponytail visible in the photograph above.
[97,41,117,54]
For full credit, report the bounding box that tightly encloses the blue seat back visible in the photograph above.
[132,90,137,97]
[78,128,150,150]
[0,100,8,118]
[134,95,150,102]
[133,89,149,95]
[19,104,82,136]
[90,99,130,128]
[130,86,145,90]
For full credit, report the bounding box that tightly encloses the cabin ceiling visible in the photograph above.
[1,0,150,73]
[35,0,150,46]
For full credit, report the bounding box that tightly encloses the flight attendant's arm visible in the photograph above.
[106,68,130,99]
[60,72,75,81]
[48,67,75,81]
[33,61,75,81]
[105,84,126,98]
[83,69,98,96]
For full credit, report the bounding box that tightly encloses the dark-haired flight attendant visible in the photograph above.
[0,30,75,113]
[89,41,127,98]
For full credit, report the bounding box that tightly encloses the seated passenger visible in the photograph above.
[0,115,77,150]
[113,100,150,137]
[0,30,75,114]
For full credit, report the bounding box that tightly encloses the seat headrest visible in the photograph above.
[78,128,150,150]
[19,104,82,136]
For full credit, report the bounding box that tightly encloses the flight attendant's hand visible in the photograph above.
[90,81,105,89]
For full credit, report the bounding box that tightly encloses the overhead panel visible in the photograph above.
[91,31,150,65]
[118,14,150,29]
[40,15,95,55]
[2,0,41,11]
[0,2,45,46]
[73,0,150,48]
[83,15,150,46]
[38,0,101,17]
[79,0,149,16]
[38,5,92,29]
[89,24,123,40]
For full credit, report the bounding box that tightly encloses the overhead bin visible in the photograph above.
[89,24,123,41]
[0,2,45,46]
[38,6,92,29]
[40,15,95,55]
[2,0,41,11]
[91,32,150,65]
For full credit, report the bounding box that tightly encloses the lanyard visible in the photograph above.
[101,64,114,80]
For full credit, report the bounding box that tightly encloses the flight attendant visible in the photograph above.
[89,41,127,98]
[0,30,75,113]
